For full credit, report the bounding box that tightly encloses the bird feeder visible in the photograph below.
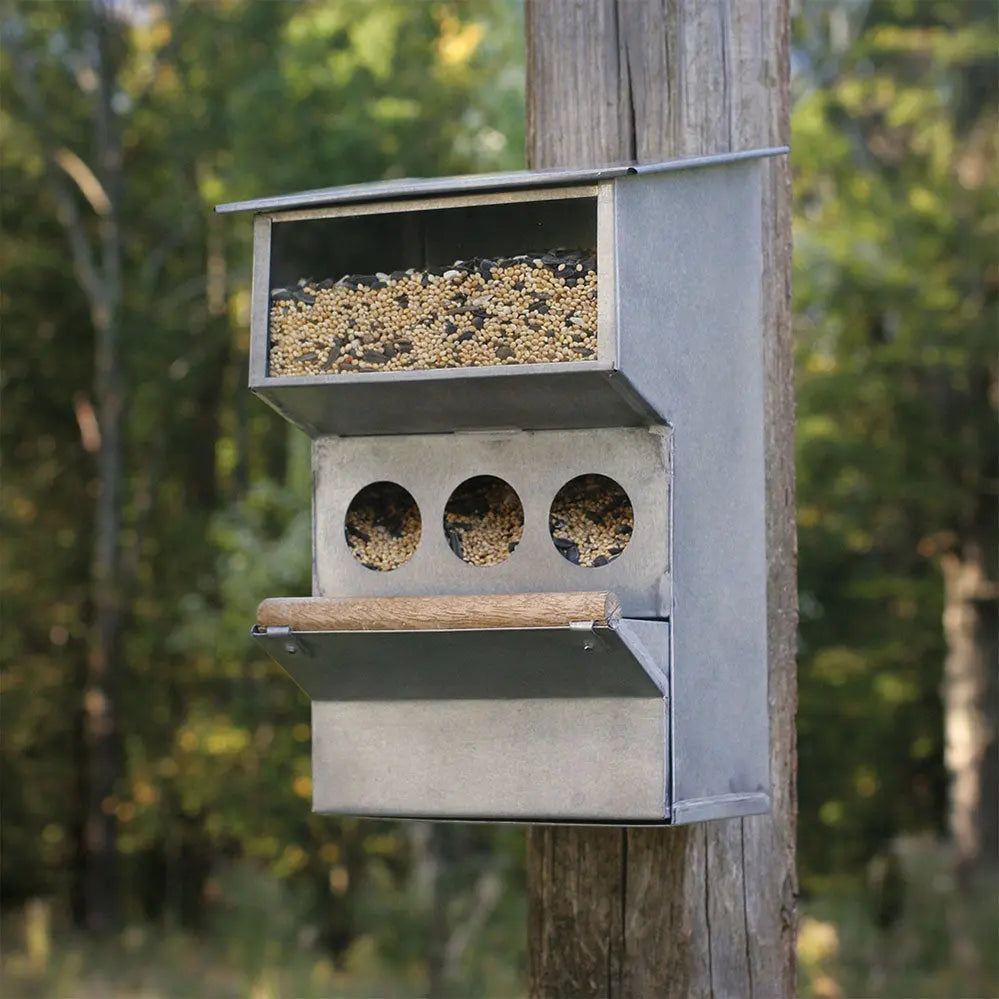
[217,147,784,823]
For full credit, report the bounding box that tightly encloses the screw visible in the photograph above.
[285,642,298,655]
[582,642,594,652]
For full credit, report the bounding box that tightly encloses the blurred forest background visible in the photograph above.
[1,1,995,997]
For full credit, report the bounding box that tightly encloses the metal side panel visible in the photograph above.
[615,159,771,810]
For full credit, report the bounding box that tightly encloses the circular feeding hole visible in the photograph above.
[549,474,633,567]
[443,475,524,566]
[345,481,421,571]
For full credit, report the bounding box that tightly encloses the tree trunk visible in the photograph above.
[524,2,797,996]
[84,0,125,933]
[942,545,999,880]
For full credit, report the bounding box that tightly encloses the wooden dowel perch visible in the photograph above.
[256,591,622,632]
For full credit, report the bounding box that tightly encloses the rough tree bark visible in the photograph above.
[524,2,797,997]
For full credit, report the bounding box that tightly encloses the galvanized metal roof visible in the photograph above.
[214,146,787,214]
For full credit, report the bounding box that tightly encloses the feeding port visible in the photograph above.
[442,475,524,567]
[345,481,421,572]
[549,474,634,567]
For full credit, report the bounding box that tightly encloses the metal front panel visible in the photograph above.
[614,160,770,808]
[311,696,667,821]
[312,427,671,619]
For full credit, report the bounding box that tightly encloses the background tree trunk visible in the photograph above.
[942,545,999,880]
[84,0,125,933]
[524,2,797,996]
[7,0,129,930]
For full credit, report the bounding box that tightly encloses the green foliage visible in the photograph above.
[798,837,999,999]
[793,0,998,879]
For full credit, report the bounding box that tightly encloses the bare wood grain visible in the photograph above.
[526,1,796,996]
[257,591,622,632]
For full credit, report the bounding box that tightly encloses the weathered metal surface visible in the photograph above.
[309,695,667,821]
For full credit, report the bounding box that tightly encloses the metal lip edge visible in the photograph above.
[311,808,670,825]
[249,358,613,388]
[669,792,771,824]
[219,167,627,214]
[215,147,789,214]
[627,146,788,175]
[603,367,668,425]
[252,622,628,638]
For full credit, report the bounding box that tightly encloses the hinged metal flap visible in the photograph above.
[252,621,669,702]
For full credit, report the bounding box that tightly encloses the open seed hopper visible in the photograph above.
[217,147,784,823]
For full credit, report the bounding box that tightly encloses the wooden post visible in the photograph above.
[524,2,797,996]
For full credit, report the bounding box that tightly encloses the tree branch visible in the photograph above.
[3,38,105,313]
[55,146,111,217]
[442,863,506,981]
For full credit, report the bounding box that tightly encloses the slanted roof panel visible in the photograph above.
[214,146,787,214]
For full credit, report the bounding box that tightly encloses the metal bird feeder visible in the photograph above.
[218,146,783,823]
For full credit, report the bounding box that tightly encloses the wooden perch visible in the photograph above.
[256,591,622,632]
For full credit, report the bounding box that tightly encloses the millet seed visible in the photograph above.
[549,475,633,567]
[268,250,597,377]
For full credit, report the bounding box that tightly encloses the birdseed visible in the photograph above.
[345,482,421,572]
[443,476,524,567]
[268,249,597,376]
[549,474,633,567]
[344,474,631,571]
